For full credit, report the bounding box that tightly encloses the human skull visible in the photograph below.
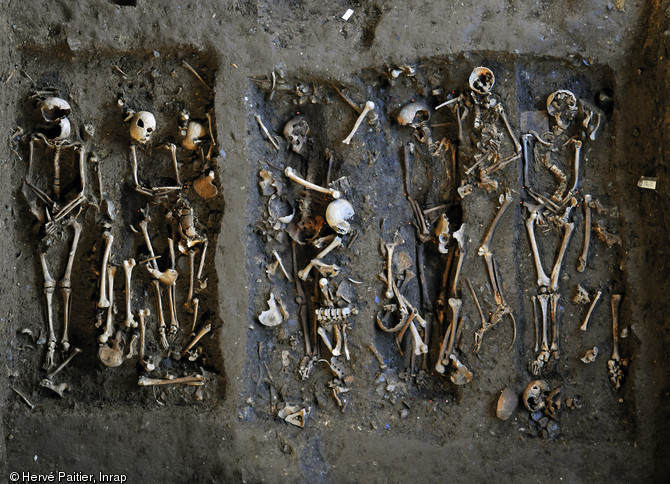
[546,90,577,130]
[129,111,156,144]
[522,380,549,412]
[325,199,354,235]
[283,116,309,154]
[397,101,430,128]
[39,97,71,123]
[469,66,495,95]
[181,121,206,151]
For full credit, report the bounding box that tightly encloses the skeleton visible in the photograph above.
[521,90,603,373]
[438,67,521,192]
[23,93,88,369]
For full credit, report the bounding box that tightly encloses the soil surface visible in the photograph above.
[1,1,669,483]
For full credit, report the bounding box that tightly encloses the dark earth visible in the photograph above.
[1,1,670,482]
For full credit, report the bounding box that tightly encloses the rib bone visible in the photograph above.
[342,101,375,145]
[580,290,602,331]
[285,166,341,199]
[526,211,550,288]
[97,231,113,308]
[122,259,137,328]
[577,194,592,272]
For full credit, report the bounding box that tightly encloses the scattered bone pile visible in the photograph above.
[19,58,223,400]
[251,63,627,434]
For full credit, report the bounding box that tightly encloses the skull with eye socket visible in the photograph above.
[129,111,156,144]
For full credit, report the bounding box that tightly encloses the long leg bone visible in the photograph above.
[138,220,158,271]
[332,324,342,357]
[550,294,561,356]
[550,219,575,292]
[342,101,375,145]
[496,105,522,154]
[185,250,196,310]
[526,211,550,288]
[608,294,625,389]
[40,252,57,369]
[285,167,341,199]
[531,296,540,352]
[123,259,137,328]
[436,298,461,373]
[342,323,350,361]
[167,239,179,341]
[580,290,602,331]
[196,240,208,284]
[479,189,512,256]
[138,308,155,371]
[577,194,592,272]
[97,231,114,308]
[164,143,181,186]
[409,321,428,356]
[52,143,62,199]
[182,323,211,356]
[298,236,342,280]
[369,343,387,370]
[188,298,200,337]
[59,218,82,352]
[46,347,82,381]
[451,247,465,297]
[152,280,168,350]
[99,265,117,343]
[531,294,551,375]
[383,235,404,298]
[563,139,582,202]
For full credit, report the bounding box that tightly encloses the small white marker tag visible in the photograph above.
[342,9,354,21]
[637,176,657,190]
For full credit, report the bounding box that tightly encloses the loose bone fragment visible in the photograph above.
[577,194,592,272]
[272,250,292,281]
[99,265,117,344]
[550,219,575,292]
[609,294,625,389]
[369,343,387,370]
[342,101,375,144]
[317,327,334,354]
[383,234,404,298]
[581,347,598,364]
[580,290,602,331]
[298,236,342,280]
[285,166,341,199]
[138,374,204,386]
[332,324,342,357]
[97,231,114,308]
[526,211,550,288]
[122,259,137,328]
